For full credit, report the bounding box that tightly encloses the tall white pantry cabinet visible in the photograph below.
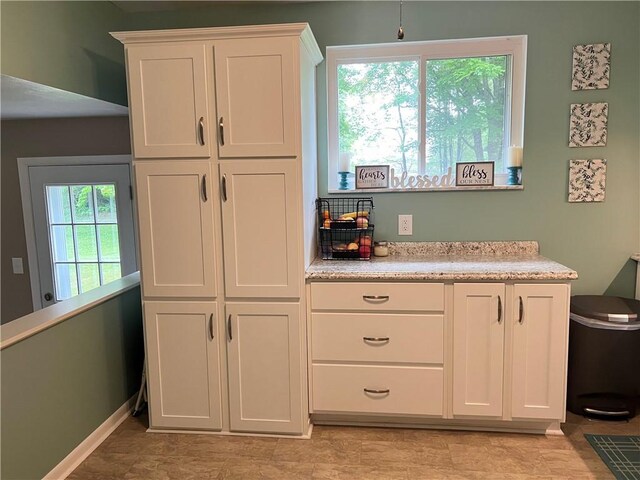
[112,24,323,436]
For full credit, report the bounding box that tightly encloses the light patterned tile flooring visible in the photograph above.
[67,411,640,479]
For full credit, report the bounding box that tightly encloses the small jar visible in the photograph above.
[373,241,389,257]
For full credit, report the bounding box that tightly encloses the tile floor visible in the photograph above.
[68,411,639,479]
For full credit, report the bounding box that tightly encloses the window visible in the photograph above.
[327,36,527,191]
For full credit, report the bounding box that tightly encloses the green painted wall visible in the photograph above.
[0,287,143,480]
[0,1,127,105]
[125,1,640,297]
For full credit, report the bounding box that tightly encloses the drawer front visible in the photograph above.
[312,364,444,416]
[312,313,444,364]
[310,282,444,312]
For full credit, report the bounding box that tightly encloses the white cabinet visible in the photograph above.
[452,283,505,417]
[126,44,210,158]
[135,161,217,298]
[511,284,569,420]
[226,302,304,434]
[220,160,301,298]
[144,301,222,430]
[214,37,297,158]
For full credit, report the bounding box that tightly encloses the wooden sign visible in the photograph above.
[355,165,389,189]
[455,162,495,186]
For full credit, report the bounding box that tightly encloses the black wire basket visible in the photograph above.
[316,197,374,260]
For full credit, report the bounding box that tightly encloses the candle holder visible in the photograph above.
[507,166,522,185]
[338,171,349,190]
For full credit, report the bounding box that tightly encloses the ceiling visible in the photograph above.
[1,76,129,120]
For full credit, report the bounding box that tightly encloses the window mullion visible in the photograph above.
[419,55,427,176]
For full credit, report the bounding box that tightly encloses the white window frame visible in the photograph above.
[326,35,527,192]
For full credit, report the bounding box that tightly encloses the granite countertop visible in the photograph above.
[306,241,578,281]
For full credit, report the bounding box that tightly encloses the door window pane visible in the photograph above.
[71,185,95,223]
[46,186,72,223]
[51,225,75,262]
[55,264,78,301]
[338,60,420,175]
[78,263,100,293]
[95,185,118,223]
[425,56,508,175]
[97,225,120,262]
[75,225,98,261]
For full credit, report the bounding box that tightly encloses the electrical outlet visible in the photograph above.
[398,214,413,235]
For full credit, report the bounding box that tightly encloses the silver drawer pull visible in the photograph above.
[364,388,390,394]
[363,295,389,301]
[583,407,630,417]
[363,336,390,342]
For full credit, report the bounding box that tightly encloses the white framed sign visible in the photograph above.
[355,165,389,189]
[455,162,495,186]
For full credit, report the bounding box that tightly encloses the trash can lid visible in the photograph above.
[570,295,639,323]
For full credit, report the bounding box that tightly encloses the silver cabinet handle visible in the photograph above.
[202,174,208,202]
[227,314,232,341]
[209,313,214,340]
[364,388,390,394]
[363,337,390,342]
[583,407,630,417]
[518,296,524,324]
[363,295,389,301]
[497,296,503,324]
[221,174,227,202]
[198,117,205,145]
[219,117,224,146]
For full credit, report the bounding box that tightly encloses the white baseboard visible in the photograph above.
[44,394,136,480]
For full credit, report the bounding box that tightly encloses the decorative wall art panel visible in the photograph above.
[568,159,607,203]
[569,103,608,147]
[571,43,611,90]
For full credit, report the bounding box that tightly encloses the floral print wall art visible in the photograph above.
[569,102,608,147]
[571,43,611,90]
[568,159,607,202]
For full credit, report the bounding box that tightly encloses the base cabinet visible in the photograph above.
[226,302,305,434]
[144,301,222,430]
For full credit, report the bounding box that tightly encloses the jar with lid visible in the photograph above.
[373,241,389,257]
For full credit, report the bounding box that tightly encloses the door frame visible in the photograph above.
[18,155,136,311]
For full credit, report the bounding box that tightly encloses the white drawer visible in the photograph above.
[310,282,444,312]
[312,364,443,416]
[312,313,443,364]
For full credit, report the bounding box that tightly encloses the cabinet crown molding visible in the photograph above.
[111,22,323,65]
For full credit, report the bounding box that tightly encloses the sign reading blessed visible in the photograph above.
[455,162,495,186]
[355,165,389,189]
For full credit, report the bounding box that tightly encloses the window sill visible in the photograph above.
[328,185,524,194]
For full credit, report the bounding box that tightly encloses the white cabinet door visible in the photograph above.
[453,283,506,417]
[127,43,210,158]
[226,302,304,434]
[511,284,570,420]
[145,301,222,430]
[214,37,297,158]
[220,160,300,298]
[135,161,217,298]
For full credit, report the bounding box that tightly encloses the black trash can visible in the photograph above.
[567,295,640,419]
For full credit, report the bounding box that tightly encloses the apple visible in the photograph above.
[323,219,332,228]
[360,236,372,247]
[322,210,330,220]
[359,245,371,258]
[356,216,369,228]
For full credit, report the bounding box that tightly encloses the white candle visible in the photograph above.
[339,152,351,172]
[507,146,523,167]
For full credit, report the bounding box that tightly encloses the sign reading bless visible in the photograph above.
[455,162,495,186]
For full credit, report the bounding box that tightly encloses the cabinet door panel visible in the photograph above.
[511,284,569,420]
[215,37,296,157]
[127,43,210,158]
[220,161,300,298]
[226,303,303,434]
[136,162,217,298]
[453,283,505,417]
[145,301,221,430]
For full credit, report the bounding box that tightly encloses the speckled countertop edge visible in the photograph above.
[306,242,577,281]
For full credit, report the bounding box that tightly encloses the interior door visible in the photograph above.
[29,164,137,308]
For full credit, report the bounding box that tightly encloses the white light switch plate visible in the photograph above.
[398,215,413,235]
[12,257,24,274]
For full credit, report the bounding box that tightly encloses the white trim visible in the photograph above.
[326,35,527,191]
[0,272,140,350]
[43,394,136,480]
[17,155,133,311]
